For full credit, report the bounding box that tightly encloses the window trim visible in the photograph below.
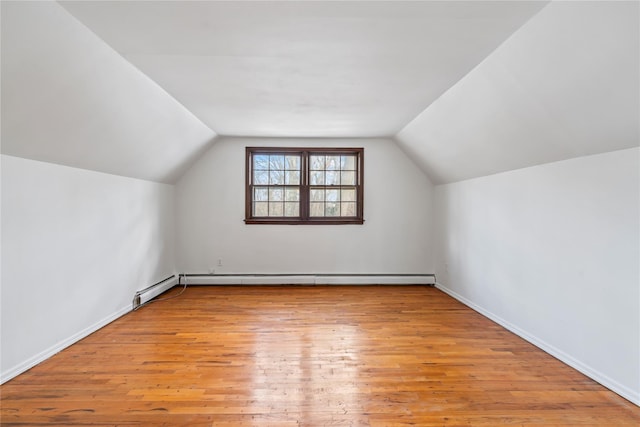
[245,147,364,225]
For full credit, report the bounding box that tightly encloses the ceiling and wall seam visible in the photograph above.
[395,0,639,185]
[3,1,636,185]
[394,1,552,138]
[2,1,218,184]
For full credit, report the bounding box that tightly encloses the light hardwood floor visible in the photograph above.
[2,285,639,426]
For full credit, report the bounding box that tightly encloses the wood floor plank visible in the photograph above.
[2,285,639,426]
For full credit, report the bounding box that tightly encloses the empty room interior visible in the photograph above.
[1,0,639,425]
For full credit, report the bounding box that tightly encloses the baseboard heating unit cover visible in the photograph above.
[184,273,436,286]
[132,275,178,310]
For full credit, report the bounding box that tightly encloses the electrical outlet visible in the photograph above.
[217,259,223,267]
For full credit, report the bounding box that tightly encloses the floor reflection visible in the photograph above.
[249,315,361,425]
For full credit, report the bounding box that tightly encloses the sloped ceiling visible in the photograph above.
[396,0,639,184]
[1,1,217,184]
[2,1,637,185]
[58,0,547,138]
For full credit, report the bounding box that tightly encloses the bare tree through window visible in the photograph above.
[245,147,364,224]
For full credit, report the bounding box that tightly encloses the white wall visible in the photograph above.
[434,148,640,404]
[176,137,433,275]
[1,155,175,382]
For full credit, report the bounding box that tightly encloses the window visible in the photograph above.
[245,147,364,224]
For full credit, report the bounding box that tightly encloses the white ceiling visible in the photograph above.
[396,0,639,183]
[2,1,637,185]
[58,0,548,138]
[1,1,217,184]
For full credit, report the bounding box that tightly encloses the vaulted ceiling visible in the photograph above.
[2,1,638,184]
[397,1,639,183]
[57,0,547,138]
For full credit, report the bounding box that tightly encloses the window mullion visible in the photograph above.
[300,151,309,220]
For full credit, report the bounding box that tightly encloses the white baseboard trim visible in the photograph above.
[435,283,640,407]
[184,274,436,286]
[1,304,131,385]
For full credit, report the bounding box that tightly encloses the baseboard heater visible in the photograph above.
[132,275,179,310]
[184,273,436,286]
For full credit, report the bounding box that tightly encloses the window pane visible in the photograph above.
[254,170,268,185]
[269,155,285,170]
[254,187,268,201]
[310,171,325,185]
[284,202,299,217]
[325,202,340,216]
[310,188,324,201]
[286,155,300,170]
[325,171,339,185]
[341,155,356,170]
[269,202,283,216]
[310,155,325,170]
[341,171,355,185]
[269,170,284,185]
[310,202,324,217]
[254,202,268,216]
[341,188,356,202]
[341,202,356,217]
[326,155,341,170]
[247,147,362,223]
[269,188,283,201]
[326,189,339,202]
[285,188,299,201]
[285,171,300,185]
[254,155,269,170]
